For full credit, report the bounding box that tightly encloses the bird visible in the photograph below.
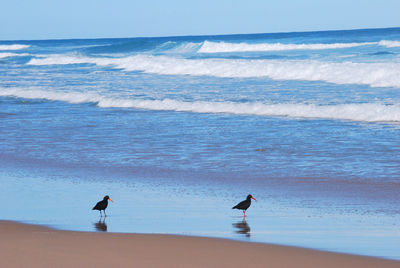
[232,194,256,219]
[92,195,113,217]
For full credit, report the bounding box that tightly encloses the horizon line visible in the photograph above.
[1,26,399,42]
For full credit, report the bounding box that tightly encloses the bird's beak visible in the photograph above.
[109,198,114,202]
[251,197,257,201]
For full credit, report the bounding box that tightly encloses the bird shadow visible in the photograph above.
[232,219,251,237]
[93,217,108,232]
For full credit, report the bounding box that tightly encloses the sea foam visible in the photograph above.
[198,41,376,53]
[28,54,400,88]
[1,88,399,123]
[0,52,29,59]
[0,44,30,51]
[198,40,400,53]
[378,40,400,48]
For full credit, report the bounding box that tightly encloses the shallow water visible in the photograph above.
[0,162,399,260]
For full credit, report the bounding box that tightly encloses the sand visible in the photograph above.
[0,220,399,268]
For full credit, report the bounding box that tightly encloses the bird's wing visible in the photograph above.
[93,201,101,210]
[232,200,245,209]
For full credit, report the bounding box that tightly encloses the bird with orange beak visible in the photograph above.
[92,195,113,217]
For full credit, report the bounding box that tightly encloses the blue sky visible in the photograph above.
[1,0,399,40]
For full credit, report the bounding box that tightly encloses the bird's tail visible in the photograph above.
[232,205,238,209]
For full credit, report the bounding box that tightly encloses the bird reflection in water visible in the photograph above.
[94,218,108,232]
[233,220,251,237]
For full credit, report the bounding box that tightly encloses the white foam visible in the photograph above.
[97,99,400,122]
[27,54,400,88]
[1,88,399,123]
[378,40,400,48]
[198,41,376,53]
[0,52,29,59]
[0,44,30,51]
[0,88,101,104]
[198,40,400,53]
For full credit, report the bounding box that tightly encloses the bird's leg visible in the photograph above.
[99,210,102,217]
[243,210,246,219]
[104,210,107,217]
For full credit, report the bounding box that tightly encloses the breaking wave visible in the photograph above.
[378,40,400,48]
[0,52,29,59]
[83,39,400,55]
[198,41,376,53]
[0,44,30,51]
[27,54,400,88]
[197,40,400,53]
[1,88,399,123]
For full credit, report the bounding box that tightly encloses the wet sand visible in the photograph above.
[0,220,399,268]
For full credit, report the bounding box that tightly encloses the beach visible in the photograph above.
[1,0,400,265]
[1,220,399,268]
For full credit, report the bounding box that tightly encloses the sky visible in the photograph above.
[1,0,400,40]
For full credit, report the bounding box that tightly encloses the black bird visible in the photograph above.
[232,194,256,219]
[92,195,113,217]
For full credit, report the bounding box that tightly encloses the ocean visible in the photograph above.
[0,27,399,259]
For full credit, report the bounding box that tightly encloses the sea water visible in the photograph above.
[0,28,399,259]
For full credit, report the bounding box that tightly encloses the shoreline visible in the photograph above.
[1,169,399,260]
[1,220,399,268]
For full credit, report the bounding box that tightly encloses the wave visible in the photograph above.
[84,40,160,54]
[198,41,376,53]
[83,40,201,55]
[81,39,400,55]
[0,52,30,59]
[162,42,202,54]
[27,54,400,88]
[1,88,399,123]
[198,40,400,53]
[378,40,400,48]
[0,44,30,51]
[0,88,100,104]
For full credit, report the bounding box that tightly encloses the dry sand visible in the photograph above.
[0,220,399,268]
